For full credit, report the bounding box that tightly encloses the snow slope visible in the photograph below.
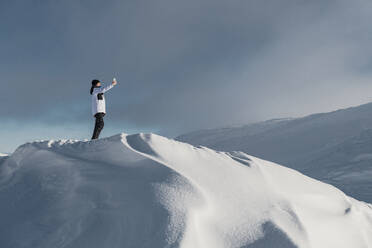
[0,133,371,248]
[301,129,372,202]
[177,102,372,203]
[177,102,372,169]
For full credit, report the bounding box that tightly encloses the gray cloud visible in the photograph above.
[2,0,372,137]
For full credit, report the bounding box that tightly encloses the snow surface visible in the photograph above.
[177,101,372,203]
[0,133,372,248]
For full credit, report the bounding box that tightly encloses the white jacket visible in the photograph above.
[91,84,115,116]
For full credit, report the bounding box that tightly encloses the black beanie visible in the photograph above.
[90,79,100,95]
[91,79,100,86]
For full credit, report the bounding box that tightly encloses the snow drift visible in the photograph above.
[0,133,371,248]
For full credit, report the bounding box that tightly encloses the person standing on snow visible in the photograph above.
[90,78,117,140]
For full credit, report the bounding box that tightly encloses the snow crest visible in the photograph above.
[0,133,371,248]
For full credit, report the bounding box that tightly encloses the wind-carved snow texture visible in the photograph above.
[0,133,372,248]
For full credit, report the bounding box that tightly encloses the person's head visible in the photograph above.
[90,79,101,94]
[92,79,101,87]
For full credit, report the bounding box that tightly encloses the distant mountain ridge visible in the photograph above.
[177,101,372,202]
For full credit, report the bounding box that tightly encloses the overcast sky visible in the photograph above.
[2,0,372,152]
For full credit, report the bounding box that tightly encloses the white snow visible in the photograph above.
[0,133,371,248]
[177,102,372,203]
[0,153,8,157]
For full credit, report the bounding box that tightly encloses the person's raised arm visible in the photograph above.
[96,78,117,93]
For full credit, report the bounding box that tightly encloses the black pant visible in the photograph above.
[91,113,105,140]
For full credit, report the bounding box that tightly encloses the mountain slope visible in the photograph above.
[177,101,372,202]
[301,129,372,202]
[0,133,371,248]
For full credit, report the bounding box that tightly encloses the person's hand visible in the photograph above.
[112,78,117,86]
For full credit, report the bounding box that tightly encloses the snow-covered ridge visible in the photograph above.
[0,133,371,248]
